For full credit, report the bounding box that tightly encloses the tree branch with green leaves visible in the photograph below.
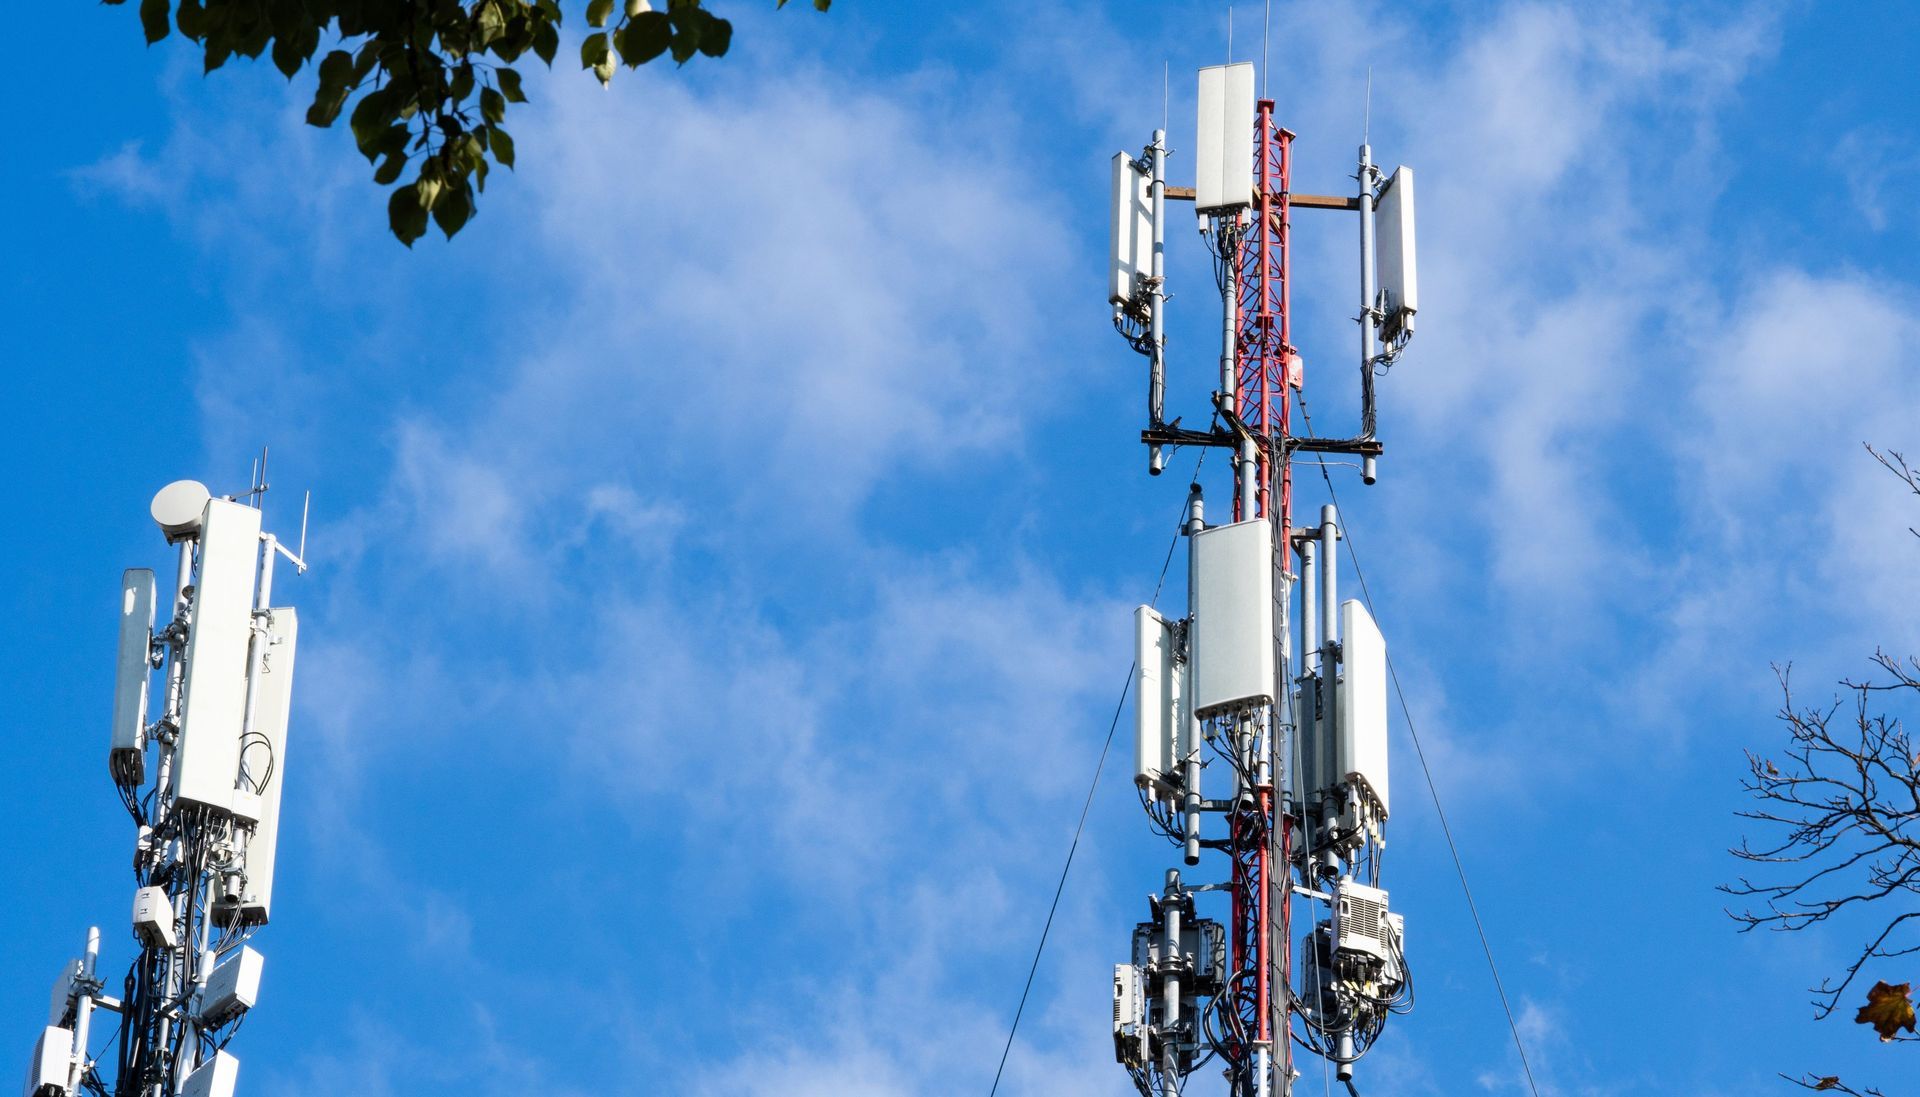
[113,0,830,244]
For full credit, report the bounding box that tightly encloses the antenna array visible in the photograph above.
[24,478,308,1097]
[1107,61,1418,1097]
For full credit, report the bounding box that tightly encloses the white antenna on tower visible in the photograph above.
[24,468,313,1097]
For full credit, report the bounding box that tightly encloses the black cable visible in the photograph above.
[1296,396,1543,1097]
[987,451,1204,1097]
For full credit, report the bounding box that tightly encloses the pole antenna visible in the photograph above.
[1364,66,1373,145]
[1262,0,1271,98]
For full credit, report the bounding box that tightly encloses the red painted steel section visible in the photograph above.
[1225,101,1294,1096]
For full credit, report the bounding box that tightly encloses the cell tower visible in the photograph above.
[1108,63,1418,1097]
[23,474,308,1097]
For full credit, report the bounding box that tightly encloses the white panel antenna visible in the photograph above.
[173,499,262,812]
[1133,605,1183,794]
[1195,63,1256,211]
[1191,518,1275,716]
[1337,599,1389,816]
[1111,963,1148,1068]
[198,947,263,1027]
[1110,152,1154,308]
[219,608,297,926]
[23,1025,72,1097]
[178,1051,238,1097]
[110,569,156,787]
[45,961,81,1027]
[1375,166,1418,342]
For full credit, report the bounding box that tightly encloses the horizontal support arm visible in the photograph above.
[1164,186,1359,211]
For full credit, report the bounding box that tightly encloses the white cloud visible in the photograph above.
[1833,127,1919,233]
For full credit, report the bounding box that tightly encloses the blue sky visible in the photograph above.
[6,1,1920,1093]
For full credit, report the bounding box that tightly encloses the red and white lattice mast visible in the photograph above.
[1110,62,1418,1097]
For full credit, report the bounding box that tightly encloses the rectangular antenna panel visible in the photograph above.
[199,946,263,1026]
[47,960,81,1027]
[110,569,157,787]
[1336,599,1389,815]
[180,1051,239,1097]
[218,608,297,927]
[1133,605,1183,794]
[1375,166,1418,341]
[24,1025,72,1097]
[174,499,261,813]
[1111,964,1146,1068]
[1109,153,1154,306]
[1191,518,1275,716]
[1195,63,1255,211]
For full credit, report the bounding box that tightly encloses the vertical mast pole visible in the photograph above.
[1148,129,1170,475]
[1232,97,1295,1097]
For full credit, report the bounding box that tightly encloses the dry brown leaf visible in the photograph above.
[1854,980,1916,1042]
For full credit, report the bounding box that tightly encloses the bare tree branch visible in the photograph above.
[1781,1072,1886,1096]
[1723,658,1920,1020]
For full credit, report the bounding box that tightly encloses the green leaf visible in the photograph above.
[388,183,429,246]
[815,0,830,10]
[352,41,381,82]
[669,28,700,64]
[496,67,526,102]
[581,31,614,84]
[488,125,515,169]
[432,183,474,238]
[316,49,354,94]
[480,87,506,124]
[307,86,349,127]
[579,31,609,69]
[451,62,476,104]
[625,0,651,15]
[349,90,394,160]
[586,0,615,27]
[373,151,407,185]
[175,0,205,38]
[373,122,411,159]
[667,4,701,62]
[270,34,304,78]
[140,0,171,43]
[697,15,731,57]
[616,13,671,65]
[476,0,507,44]
[532,21,560,64]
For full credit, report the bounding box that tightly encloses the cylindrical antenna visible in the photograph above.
[1319,504,1338,651]
[1183,483,1206,867]
[1357,142,1380,440]
[1301,538,1318,676]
